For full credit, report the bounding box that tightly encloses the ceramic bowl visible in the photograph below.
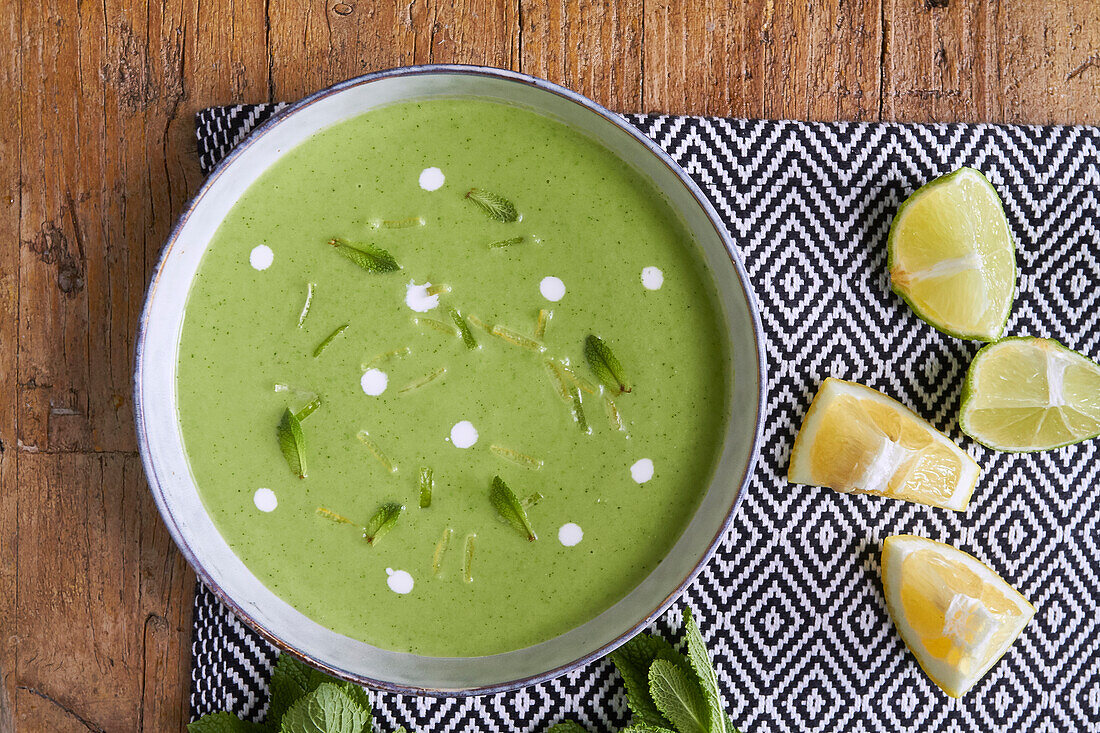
[135,65,765,695]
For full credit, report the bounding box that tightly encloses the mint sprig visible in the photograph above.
[490,476,537,541]
[363,502,404,545]
[465,188,518,222]
[277,408,307,479]
[280,683,369,733]
[328,238,401,273]
[649,659,709,733]
[585,334,631,394]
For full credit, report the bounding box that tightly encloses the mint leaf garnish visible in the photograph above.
[313,324,349,358]
[297,282,315,328]
[448,307,478,349]
[465,188,518,222]
[279,682,368,733]
[277,408,307,479]
[684,610,724,733]
[363,502,403,545]
[585,334,631,394]
[611,635,686,729]
[187,712,264,732]
[328,238,401,273]
[490,476,537,541]
[418,467,434,508]
[488,235,525,248]
[620,727,678,733]
[648,659,710,733]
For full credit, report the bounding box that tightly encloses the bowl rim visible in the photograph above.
[134,63,767,696]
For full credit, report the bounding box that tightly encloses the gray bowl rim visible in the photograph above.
[134,63,767,697]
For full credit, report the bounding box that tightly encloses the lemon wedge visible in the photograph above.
[888,167,1016,341]
[881,535,1035,697]
[788,378,979,511]
[960,337,1100,451]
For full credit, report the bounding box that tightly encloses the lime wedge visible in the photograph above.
[888,167,1016,341]
[959,337,1100,451]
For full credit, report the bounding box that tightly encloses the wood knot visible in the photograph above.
[333,2,354,15]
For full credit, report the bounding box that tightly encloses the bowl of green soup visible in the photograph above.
[136,65,764,694]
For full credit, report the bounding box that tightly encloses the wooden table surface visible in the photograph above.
[1,1,1096,729]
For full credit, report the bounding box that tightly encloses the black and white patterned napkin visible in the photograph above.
[189,105,1100,733]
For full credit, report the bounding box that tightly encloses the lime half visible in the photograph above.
[960,337,1100,451]
[888,167,1016,341]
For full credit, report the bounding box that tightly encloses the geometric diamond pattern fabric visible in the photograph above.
[191,105,1100,732]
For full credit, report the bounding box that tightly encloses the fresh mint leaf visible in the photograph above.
[620,727,678,733]
[279,683,368,733]
[683,610,724,733]
[465,188,518,222]
[265,654,329,729]
[610,634,685,728]
[188,712,264,733]
[333,681,372,723]
[490,476,537,541]
[584,335,631,395]
[547,722,591,733]
[277,408,307,479]
[313,324,350,358]
[363,502,404,545]
[328,238,401,274]
[648,659,710,733]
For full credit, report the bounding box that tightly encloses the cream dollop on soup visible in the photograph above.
[176,98,730,656]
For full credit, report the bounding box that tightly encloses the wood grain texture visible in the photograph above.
[2,1,1096,729]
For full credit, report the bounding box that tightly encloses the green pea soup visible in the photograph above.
[176,98,731,656]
